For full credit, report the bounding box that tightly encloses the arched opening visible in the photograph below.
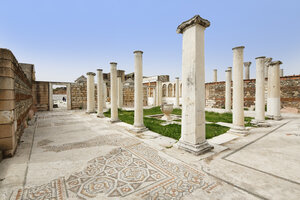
[162,84,167,97]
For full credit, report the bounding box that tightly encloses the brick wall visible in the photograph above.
[205,75,300,112]
[0,48,34,156]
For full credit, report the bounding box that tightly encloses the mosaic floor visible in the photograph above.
[10,142,220,200]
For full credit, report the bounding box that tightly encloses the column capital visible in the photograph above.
[270,61,283,66]
[175,77,179,79]
[110,62,117,65]
[86,72,96,76]
[133,50,143,54]
[244,62,252,67]
[255,56,266,60]
[97,69,103,71]
[225,70,231,72]
[176,15,210,34]
[232,46,245,50]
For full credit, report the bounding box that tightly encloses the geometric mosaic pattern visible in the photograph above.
[11,143,221,200]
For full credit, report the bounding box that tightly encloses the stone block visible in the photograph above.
[0,67,14,78]
[0,110,14,124]
[0,77,14,90]
[0,90,14,100]
[0,100,15,110]
[0,123,14,138]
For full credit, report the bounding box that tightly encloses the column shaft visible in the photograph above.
[225,70,231,112]
[86,72,96,113]
[110,63,119,122]
[97,69,104,117]
[231,46,247,134]
[49,83,53,111]
[117,77,123,108]
[67,83,71,110]
[176,15,213,155]
[213,69,217,82]
[103,82,107,108]
[268,61,282,120]
[175,78,180,107]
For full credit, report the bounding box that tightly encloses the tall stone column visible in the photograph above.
[97,69,104,118]
[176,15,213,155]
[49,83,53,111]
[244,62,251,79]
[152,88,156,106]
[225,69,232,112]
[264,57,272,78]
[132,51,147,132]
[268,61,282,120]
[230,46,248,134]
[156,81,162,106]
[103,82,107,109]
[67,83,71,110]
[117,77,123,108]
[252,57,269,126]
[213,69,217,82]
[110,63,119,123]
[86,72,96,113]
[175,77,180,107]
[280,69,284,77]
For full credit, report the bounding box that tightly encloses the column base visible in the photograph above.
[267,115,282,121]
[130,126,148,133]
[177,140,213,155]
[251,119,270,127]
[228,125,248,135]
[97,113,105,118]
[110,119,121,123]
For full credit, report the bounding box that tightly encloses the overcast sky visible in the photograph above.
[1,0,299,83]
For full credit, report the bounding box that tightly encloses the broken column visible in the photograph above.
[244,62,251,79]
[264,57,272,78]
[213,69,217,82]
[86,72,96,113]
[252,57,269,126]
[265,57,273,113]
[280,69,284,77]
[110,62,119,123]
[132,51,147,132]
[175,77,180,107]
[230,46,248,134]
[176,15,213,155]
[117,77,123,108]
[97,69,104,118]
[268,61,282,120]
[225,69,232,112]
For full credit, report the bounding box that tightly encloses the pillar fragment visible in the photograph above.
[213,69,217,82]
[252,57,269,126]
[132,51,147,132]
[97,69,104,117]
[110,63,119,123]
[244,62,251,79]
[268,61,282,120]
[225,69,232,112]
[176,15,213,155]
[229,46,248,134]
[86,72,96,113]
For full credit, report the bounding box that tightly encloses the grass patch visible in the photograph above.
[104,107,231,140]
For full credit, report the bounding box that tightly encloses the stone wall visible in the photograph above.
[123,85,148,107]
[0,48,34,156]
[205,75,300,112]
[71,81,97,110]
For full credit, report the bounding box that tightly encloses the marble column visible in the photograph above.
[213,69,217,82]
[103,82,107,109]
[230,46,248,134]
[175,77,180,107]
[153,88,156,106]
[110,62,119,123]
[244,62,251,79]
[280,69,284,77]
[266,58,273,115]
[97,69,104,118]
[252,57,269,126]
[117,77,123,108]
[132,51,147,132]
[49,83,53,111]
[156,81,162,106]
[264,57,272,78]
[225,69,232,112]
[176,15,213,155]
[86,72,96,113]
[268,61,282,120]
[67,83,71,110]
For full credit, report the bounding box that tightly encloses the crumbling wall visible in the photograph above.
[0,48,34,156]
[205,75,300,112]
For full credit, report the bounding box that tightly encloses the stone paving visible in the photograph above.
[0,110,300,199]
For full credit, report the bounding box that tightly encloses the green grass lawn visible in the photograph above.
[104,107,239,140]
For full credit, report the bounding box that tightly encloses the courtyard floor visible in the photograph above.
[0,110,299,200]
